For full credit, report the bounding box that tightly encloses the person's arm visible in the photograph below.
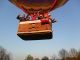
[16,15,20,20]
[26,14,29,18]
[52,18,57,23]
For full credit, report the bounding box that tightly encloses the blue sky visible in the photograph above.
[0,0,80,60]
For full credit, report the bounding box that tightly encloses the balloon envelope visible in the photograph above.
[9,0,68,14]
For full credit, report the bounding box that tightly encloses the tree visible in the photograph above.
[51,55,57,60]
[41,56,49,60]
[34,58,40,60]
[69,48,78,58]
[25,55,33,60]
[0,46,11,60]
[59,49,68,60]
[77,49,80,60]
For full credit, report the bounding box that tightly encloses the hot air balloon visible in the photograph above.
[9,0,68,40]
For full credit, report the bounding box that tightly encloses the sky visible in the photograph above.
[0,0,80,60]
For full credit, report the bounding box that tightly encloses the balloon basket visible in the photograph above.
[17,20,53,40]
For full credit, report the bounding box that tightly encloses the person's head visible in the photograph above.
[20,14,25,17]
[40,14,43,16]
[39,14,43,19]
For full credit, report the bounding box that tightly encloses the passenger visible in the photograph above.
[40,13,50,24]
[48,14,52,20]
[38,14,43,20]
[16,14,26,21]
[30,13,37,21]
[46,13,57,23]
[36,11,40,20]
[25,14,30,21]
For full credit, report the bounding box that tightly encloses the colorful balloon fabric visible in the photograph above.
[9,0,68,14]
